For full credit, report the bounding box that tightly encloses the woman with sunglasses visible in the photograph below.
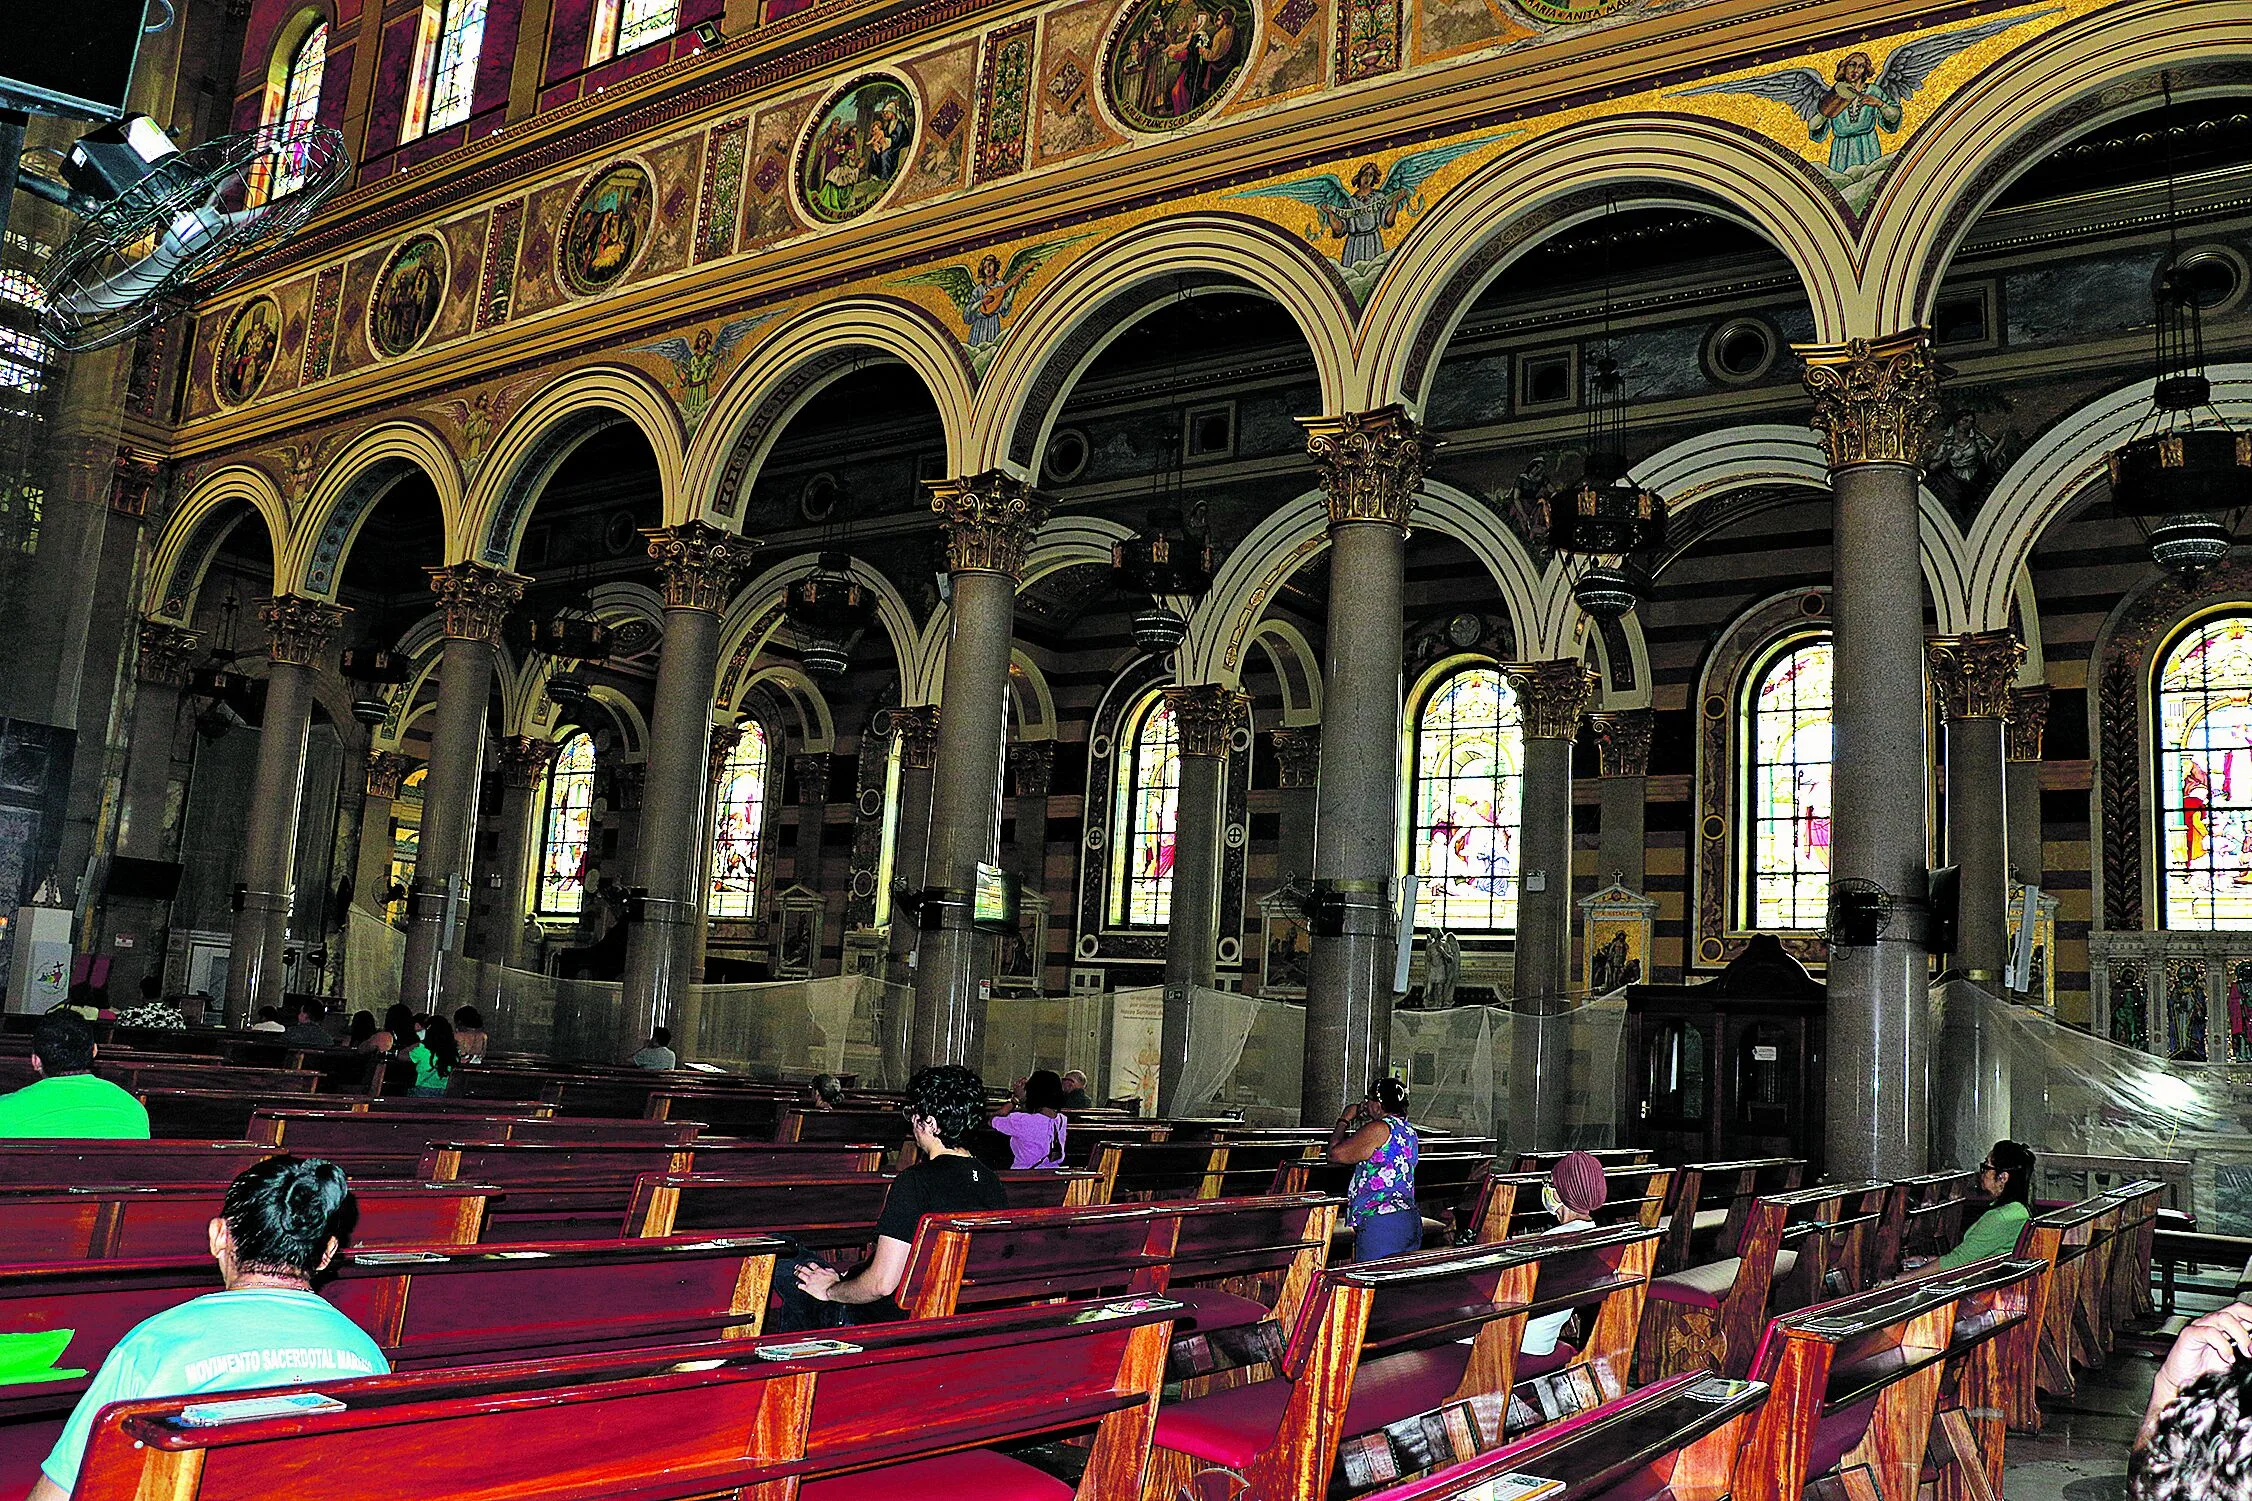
[1923,1139,2036,1272]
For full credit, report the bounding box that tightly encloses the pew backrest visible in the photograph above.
[0,1181,492,1262]
[625,1168,1103,1240]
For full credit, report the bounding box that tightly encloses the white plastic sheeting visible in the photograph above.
[1391,998,1628,1149]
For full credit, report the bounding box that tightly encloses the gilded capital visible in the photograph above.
[428,562,528,643]
[2007,685,2051,763]
[494,735,559,791]
[707,724,746,783]
[364,751,415,800]
[1164,684,1250,759]
[645,521,759,612]
[889,705,942,770]
[792,752,831,801]
[135,620,202,688]
[1926,631,2025,722]
[1270,727,1321,789]
[259,594,347,667]
[1008,740,1056,797]
[1300,405,1429,531]
[1798,331,1940,469]
[1590,709,1654,779]
[1503,660,1598,741]
[928,471,1053,579]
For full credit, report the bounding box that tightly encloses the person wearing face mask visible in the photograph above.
[1519,1150,1609,1376]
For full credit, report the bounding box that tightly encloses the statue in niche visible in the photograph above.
[2111,965,2148,1051]
[1421,929,1460,1010]
[2166,963,2209,1061]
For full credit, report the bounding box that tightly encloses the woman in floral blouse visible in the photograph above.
[1329,1076,1422,1261]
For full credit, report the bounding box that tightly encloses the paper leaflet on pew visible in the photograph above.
[1450,1476,1565,1501]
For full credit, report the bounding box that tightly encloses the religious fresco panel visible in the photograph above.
[639,135,705,281]
[215,297,283,408]
[1100,0,1252,135]
[796,74,921,226]
[561,162,658,296]
[368,234,450,358]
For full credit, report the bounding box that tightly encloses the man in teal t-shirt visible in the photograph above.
[0,1012,149,1139]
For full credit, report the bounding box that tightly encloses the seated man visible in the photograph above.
[630,1027,677,1070]
[783,1064,1008,1327]
[1058,1069,1093,1110]
[248,1006,287,1033]
[0,1010,150,1139]
[29,1154,387,1500]
[278,997,333,1048]
[2134,1303,2252,1501]
[114,975,187,1031]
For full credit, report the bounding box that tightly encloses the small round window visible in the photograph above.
[1705,318,1777,385]
[2166,247,2249,317]
[1044,427,1092,485]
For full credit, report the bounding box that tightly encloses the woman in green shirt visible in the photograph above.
[404,1015,458,1097]
[1928,1139,2036,1272]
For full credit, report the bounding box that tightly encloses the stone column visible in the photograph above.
[483,736,556,967]
[1006,741,1055,897]
[1300,408,1426,1124]
[884,706,941,987]
[1505,661,1597,1153]
[228,595,346,1022]
[351,752,413,919]
[2006,687,2049,889]
[1270,728,1321,881]
[1803,332,1940,1181]
[1591,709,1653,893]
[1927,633,2024,981]
[913,474,1052,1068]
[399,563,525,1014]
[791,752,830,890]
[108,622,198,994]
[1158,686,1247,1114]
[622,522,758,1050]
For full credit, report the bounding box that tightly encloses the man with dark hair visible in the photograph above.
[278,997,332,1048]
[782,1064,1006,1327]
[631,1026,677,1070]
[2135,1302,2252,1501]
[248,1006,286,1033]
[0,1010,150,1139]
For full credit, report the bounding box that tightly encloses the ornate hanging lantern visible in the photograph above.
[545,671,590,708]
[1114,506,1214,654]
[338,640,409,726]
[783,552,873,678]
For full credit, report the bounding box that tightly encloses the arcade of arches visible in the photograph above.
[7,0,2252,1186]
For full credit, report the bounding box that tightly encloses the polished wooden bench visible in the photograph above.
[0,1140,284,1187]
[1892,1255,2048,1501]
[2020,1196,2112,1401]
[1141,1223,1659,1501]
[1464,1165,1674,1244]
[1767,1180,1890,1308]
[777,1107,915,1152]
[2100,1178,2165,1329]
[1636,1193,1790,1383]
[1283,1150,1499,1250]
[624,1168,1105,1240]
[1354,1370,1767,1501]
[139,1088,318,1139]
[1652,1158,1804,1275]
[0,1181,493,1262]
[0,1058,327,1098]
[252,1107,705,1153]
[1512,1147,1653,1174]
[367,1094,554,1116]
[1088,1140,1231,1201]
[1064,1121,1176,1168]
[643,1089,787,1135]
[68,1295,1181,1501]
[1873,1170,1981,1282]
[417,1140,884,1239]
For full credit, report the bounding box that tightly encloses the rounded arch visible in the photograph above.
[463,365,685,568]
[1966,363,2252,633]
[1246,619,1323,726]
[686,298,974,521]
[285,421,466,598]
[1359,117,1862,411]
[259,4,333,121]
[1864,0,2252,334]
[713,554,921,703]
[971,215,1358,476]
[1586,611,1653,712]
[147,466,290,621]
[585,685,650,755]
[1010,649,1058,741]
[368,615,448,751]
[736,664,837,754]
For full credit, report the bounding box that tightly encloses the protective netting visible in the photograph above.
[1392,998,1629,1148]
[341,910,405,1014]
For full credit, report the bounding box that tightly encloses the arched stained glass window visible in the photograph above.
[1109,696,1179,927]
[1411,666,1525,931]
[536,733,596,915]
[586,0,679,64]
[1741,636,1833,931]
[2157,613,2252,928]
[266,21,327,196]
[708,722,771,919]
[404,0,486,139]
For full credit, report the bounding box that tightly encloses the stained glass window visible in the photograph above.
[2157,613,2252,928]
[268,23,327,196]
[1109,696,1179,927]
[387,766,425,923]
[406,0,486,139]
[587,0,678,63]
[1411,666,1524,931]
[537,733,596,915]
[1742,636,1833,930]
[708,722,771,919]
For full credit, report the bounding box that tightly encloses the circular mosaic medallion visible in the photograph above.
[215,296,281,405]
[561,162,654,295]
[368,234,447,357]
[1102,0,1250,134]
[795,75,918,226]
[1511,0,1629,22]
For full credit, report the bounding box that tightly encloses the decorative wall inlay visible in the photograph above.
[1302,405,1427,530]
[298,266,342,383]
[1101,0,1250,135]
[477,199,525,329]
[1335,0,1399,83]
[368,235,448,358]
[216,297,280,407]
[973,19,1038,182]
[1925,631,2024,722]
[796,74,920,225]
[561,162,656,295]
[1800,332,1940,469]
[695,118,751,263]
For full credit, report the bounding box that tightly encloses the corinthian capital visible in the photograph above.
[259,595,347,667]
[1008,740,1056,797]
[928,471,1052,580]
[1300,406,1429,531]
[888,705,941,769]
[645,521,759,612]
[1926,631,2025,722]
[1504,660,1597,741]
[365,750,415,799]
[1798,331,1940,469]
[1590,709,1654,778]
[136,620,202,687]
[707,723,745,783]
[1164,684,1250,759]
[494,735,559,790]
[2007,685,2050,763]
[1270,727,1321,789]
[428,562,528,643]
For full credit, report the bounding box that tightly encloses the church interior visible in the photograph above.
[0,0,2246,1494]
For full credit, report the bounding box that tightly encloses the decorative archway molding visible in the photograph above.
[463,364,685,567]
[1010,649,1059,742]
[146,466,291,622]
[713,554,922,709]
[737,664,838,754]
[1245,619,1324,726]
[284,420,466,599]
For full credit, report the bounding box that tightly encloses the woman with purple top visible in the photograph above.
[989,1069,1069,1169]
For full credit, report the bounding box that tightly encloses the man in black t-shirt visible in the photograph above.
[781,1064,1007,1328]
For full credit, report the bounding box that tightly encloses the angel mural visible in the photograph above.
[1676,11,2055,212]
[1226,135,1511,300]
[897,237,1083,374]
[632,313,777,431]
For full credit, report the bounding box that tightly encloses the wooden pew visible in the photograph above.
[1463,1165,1675,1244]
[0,1182,492,1262]
[418,1141,884,1240]
[624,1168,1105,1240]
[367,1094,553,1116]
[1511,1147,1653,1174]
[68,1296,1182,1501]
[2101,1178,2165,1327]
[1766,1180,1890,1308]
[250,1107,703,1154]
[1140,1224,1659,1501]
[1635,1192,1791,1383]
[2020,1196,2113,1401]
[140,1088,322,1140]
[0,1140,284,1187]
[1894,1255,2049,1501]
[643,1089,785,1136]
[1353,1371,1767,1501]
[1282,1150,1499,1248]
[1652,1157,1804,1275]
[776,1107,915,1153]
[1089,1139,1230,1202]
[1065,1120,1175,1168]
[1873,1169,1981,1282]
